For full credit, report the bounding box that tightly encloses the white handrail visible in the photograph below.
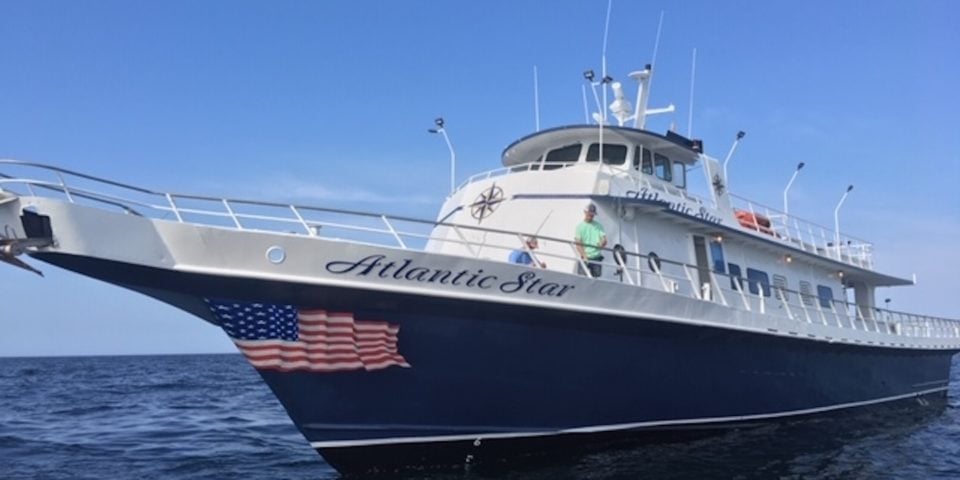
[165,193,183,222]
[56,172,74,203]
[382,215,407,249]
[289,206,312,236]
[730,192,874,269]
[222,199,243,230]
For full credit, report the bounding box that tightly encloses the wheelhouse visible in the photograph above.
[501,125,701,190]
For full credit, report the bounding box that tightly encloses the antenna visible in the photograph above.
[630,12,667,129]
[601,0,612,124]
[533,66,541,132]
[647,11,665,97]
[428,117,457,195]
[599,0,613,164]
[687,48,697,137]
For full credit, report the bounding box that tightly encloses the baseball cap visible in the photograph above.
[584,203,597,214]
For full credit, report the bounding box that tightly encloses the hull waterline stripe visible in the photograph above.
[912,379,950,388]
[309,386,948,449]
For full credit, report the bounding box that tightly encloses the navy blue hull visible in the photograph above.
[35,253,958,473]
[256,304,951,437]
[314,392,951,475]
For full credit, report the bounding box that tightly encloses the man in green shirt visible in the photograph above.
[575,203,606,278]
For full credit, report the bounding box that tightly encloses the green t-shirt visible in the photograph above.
[575,220,606,259]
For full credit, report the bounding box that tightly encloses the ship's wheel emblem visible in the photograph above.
[470,184,504,222]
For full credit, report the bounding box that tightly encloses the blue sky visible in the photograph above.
[1,1,957,356]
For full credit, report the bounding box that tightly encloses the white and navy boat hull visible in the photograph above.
[3,188,957,474]
[29,249,955,472]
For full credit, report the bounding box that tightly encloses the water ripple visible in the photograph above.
[1,353,958,479]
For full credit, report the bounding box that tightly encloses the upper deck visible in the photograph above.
[454,125,883,277]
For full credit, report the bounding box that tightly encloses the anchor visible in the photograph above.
[1,208,54,277]
[0,237,52,276]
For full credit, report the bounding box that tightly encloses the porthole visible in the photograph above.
[266,246,286,264]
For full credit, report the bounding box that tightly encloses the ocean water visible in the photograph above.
[1,354,959,480]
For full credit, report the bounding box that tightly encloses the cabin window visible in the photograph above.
[586,143,627,165]
[772,274,789,301]
[672,161,686,189]
[799,281,814,306]
[817,285,834,309]
[728,263,743,291]
[543,143,581,170]
[709,241,725,274]
[634,147,653,174]
[654,153,672,182]
[746,268,771,297]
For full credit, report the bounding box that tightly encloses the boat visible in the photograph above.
[2,53,958,474]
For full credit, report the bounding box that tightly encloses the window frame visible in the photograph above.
[709,241,725,274]
[671,161,687,189]
[728,263,743,291]
[586,143,628,165]
[654,153,672,182]
[746,268,771,297]
[544,143,582,166]
[633,146,654,174]
[817,285,834,309]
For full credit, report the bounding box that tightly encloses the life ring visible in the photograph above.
[735,209,774,236]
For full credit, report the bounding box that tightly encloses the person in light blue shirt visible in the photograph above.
[508,237,546,268]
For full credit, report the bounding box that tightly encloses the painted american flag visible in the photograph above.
[205,300,410,372]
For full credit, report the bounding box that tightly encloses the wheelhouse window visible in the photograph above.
[746,268,771,297]
[654,153,672,182]
[633,147,653,174]
[543,143,581,170]
[817,285,834,309]
[586,143,627,165]
[672,161,686,189]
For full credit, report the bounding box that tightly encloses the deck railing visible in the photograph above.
[1,159,955,344]
[452,162,871,271]
[729,193,874,269]
[453,161,582,193]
